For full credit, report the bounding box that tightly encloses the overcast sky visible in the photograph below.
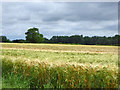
[2,2,118,40]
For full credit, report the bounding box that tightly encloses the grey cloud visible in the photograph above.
[2,2,118,40]
[41,2,118,22]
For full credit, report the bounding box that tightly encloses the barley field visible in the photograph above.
[1,43,119,88]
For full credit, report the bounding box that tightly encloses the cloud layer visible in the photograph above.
[2,2,118,40]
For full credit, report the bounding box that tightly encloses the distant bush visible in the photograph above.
[0,36,11,42]
[12,39,27,43]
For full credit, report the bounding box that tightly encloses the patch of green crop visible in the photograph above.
[2,73,29,88]
[2,49,118,66]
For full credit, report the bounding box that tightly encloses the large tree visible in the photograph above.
[25,27,44,43]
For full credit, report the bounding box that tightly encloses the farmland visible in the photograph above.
[1,43,119,88]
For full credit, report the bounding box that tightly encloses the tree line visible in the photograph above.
[0,27,120,45]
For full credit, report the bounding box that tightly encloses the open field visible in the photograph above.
[1,43,119,88]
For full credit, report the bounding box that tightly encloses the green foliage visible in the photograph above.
[25,27,44,43]
[1,34,120,45]
[12,39,27,43]
[0,36,11,42]
[50,35,120,45]
[2,73,29,88]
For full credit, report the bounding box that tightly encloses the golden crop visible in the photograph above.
[1,43,119,88]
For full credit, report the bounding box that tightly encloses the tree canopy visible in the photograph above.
[0,36,10,42]
[48,35,120,45]
[25,27,44,43]
[1,27,120,46]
